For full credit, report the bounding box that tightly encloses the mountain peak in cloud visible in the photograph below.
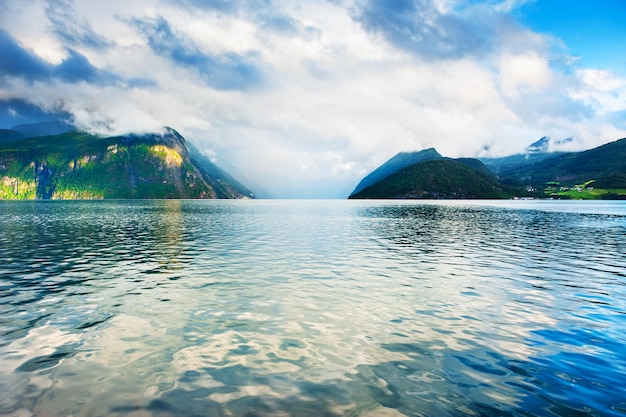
[526,136,575,154]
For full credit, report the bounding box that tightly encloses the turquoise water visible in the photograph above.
[0,200,625,417]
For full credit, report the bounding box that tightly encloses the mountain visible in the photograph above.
[0,121,75,144]
[479,136,577,176]
[351,148,444,195]
[349,148,501,199]
[0,129,24,144]
[479,136,575,175]
[526,136,551,153]
[525,136,572,154]
[186,142,255,200]
[479,152,565,175]
[498,137,626,188]
[12,120,75,138]
[349,159,511,199]
[0,127,255,199]
[352,137,626,200]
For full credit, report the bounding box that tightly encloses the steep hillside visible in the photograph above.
[349,159,511,199]
[187,142,256,200]
[351,148,444,195]
[499,137,626,187]
[0,128,255,199]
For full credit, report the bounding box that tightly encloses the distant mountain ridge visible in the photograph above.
[479,136,575,175]
[525,136,573,153]
[349,137,626,200]
[499,137,626,186]
[0,120,75,143]
[0,127,255,199]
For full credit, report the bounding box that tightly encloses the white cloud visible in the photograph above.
[499,51,553,99]
[1,0,625,198]
[570,69,626,113]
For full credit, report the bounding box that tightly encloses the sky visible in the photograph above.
[1,0,625,198]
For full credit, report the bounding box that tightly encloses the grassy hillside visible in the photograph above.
[0,128,254,200]
[349,159,512,199]
[495,137,626,199]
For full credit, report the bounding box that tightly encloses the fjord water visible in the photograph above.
[1,200,625,417]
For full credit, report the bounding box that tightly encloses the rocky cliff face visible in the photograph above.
[0,128,255,200]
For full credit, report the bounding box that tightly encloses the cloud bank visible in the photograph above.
[1,0,625,197]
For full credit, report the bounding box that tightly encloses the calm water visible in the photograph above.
[0,200,625,417]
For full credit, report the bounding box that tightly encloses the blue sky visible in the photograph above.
[1,0,625,198]
[516,0,626,75]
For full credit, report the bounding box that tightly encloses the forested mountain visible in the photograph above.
[349,137,626,200]
[0,127,255,199]
[495,138,626,187]
[349,159,511,199]
[351,148,444,195]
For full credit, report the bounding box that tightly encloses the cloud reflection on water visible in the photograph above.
[0,200,625,416]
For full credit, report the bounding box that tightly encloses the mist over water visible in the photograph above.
[1,200,625,417]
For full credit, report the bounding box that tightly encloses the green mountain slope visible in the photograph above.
[351,148,444,195]
[0,129,25,143]
[0,128,255,199]
[499,138,626,187]
[478,152,566,175]
[349,159,511,199]
[479,136,572,175]
[187,143,255,199]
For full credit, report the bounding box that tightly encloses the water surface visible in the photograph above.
[1,200,625,416]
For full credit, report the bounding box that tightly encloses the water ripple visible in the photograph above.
[0,200,625,416]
